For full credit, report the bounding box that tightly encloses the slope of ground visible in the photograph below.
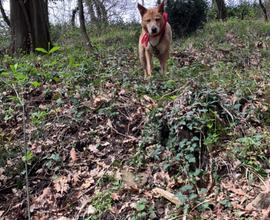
[0,19,270,219]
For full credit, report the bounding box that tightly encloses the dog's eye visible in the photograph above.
[155,18,161,21]
[146,19,151,22]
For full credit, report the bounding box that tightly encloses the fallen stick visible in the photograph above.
[152,187,182,206]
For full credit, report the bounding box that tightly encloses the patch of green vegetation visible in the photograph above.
[228,130,270,176]
[85,178,122,220]
[131,199,157,220]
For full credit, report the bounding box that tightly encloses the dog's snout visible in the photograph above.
[151,27,158,34]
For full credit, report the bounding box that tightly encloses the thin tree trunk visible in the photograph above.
[259,0,268,21]
[71,7,79,26]
[78,0,92,51]
[98,0,108,24]
[93,0,102,22]
[0,0,10,27]
[215,0,227,20]
[142,0,145,6]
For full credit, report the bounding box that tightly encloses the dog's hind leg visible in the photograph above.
[159,50,169,74]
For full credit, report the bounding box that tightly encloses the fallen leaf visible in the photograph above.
[54,176,70,195]
[56,217,71,220]
[70,148,77,162]
[89,144,99,153]
[86,205,96,215]
[122,170,138,191]
[222,181,246,196]
[111,193,120,201]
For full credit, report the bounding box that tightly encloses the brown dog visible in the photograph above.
[138,1,172,77]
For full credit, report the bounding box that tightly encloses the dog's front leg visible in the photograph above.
[145,49,152,77]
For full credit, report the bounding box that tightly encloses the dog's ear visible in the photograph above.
[158,1,165,14]
[138,3,147,17]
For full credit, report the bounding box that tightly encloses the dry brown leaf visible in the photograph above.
[81,178,95,189]
[86,205,96,215]
[54,176,69,195]
[153,170,171,186]
[122,170,138,191]
[111,193,120,201]
[152,187,182,206]
[89,144,99,153]
[222,181,246,196]
[143,95,157,109]
[57,217,71,220]
[70,148,77,162]
[262,206,270,219]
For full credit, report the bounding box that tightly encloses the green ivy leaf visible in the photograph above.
[22,150,33,163]
[31,81,41,88]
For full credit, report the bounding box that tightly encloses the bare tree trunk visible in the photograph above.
[71,7,79,26]
[10,0,51,53]
[259,0,268,21]
[0,0,10,27]
[142,0,145,6]
[215,0,227,20]
[98,0,108,24]
[94,0,102,21]
[78,0,92,51]
[86,0,98,23]
[157,0,161,5]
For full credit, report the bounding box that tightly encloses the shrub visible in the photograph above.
[166,0,208,37]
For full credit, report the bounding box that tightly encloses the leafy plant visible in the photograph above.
[35,45,60,55]
[30,110,48,126]
[131,199,157,220]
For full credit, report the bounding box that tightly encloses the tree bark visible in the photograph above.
[78,0,92,51]
[10,0,51,53]
[0,0,10,27]
[259,0,268,21]
[215,0,227,20]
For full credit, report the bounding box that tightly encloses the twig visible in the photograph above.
[107,119,137,141]
[158,81,189,101]
[220,103,234,123]
[190,196,214,213]
[12,84,31,220]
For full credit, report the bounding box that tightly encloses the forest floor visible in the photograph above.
[1,19,270,220]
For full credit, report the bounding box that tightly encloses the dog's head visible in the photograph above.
[138,2,165,36]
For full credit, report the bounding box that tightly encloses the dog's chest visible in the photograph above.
[149,37,160,47]
[148,38,163,56]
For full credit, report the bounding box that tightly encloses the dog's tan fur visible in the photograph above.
[138,2,172,77]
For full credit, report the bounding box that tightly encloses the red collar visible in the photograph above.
[141,12,168,48]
